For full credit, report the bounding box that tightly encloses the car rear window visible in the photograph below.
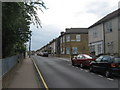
[84,55,92,59]
[114,58,120,63]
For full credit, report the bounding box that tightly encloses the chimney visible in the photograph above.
[61,32,64,35]
[65,28,71,32]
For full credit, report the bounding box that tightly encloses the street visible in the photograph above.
[32,55,120,89]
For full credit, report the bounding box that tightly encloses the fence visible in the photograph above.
[0,54,24,77]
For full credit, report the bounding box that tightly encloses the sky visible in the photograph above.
[30,0,119,51]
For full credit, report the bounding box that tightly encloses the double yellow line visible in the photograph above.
[32,59,49,90]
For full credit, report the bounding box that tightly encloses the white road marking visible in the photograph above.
[90,72,95,75]
[107,78,114,81]
[98,75,103,77]
[80,68,83,70]
[58,58,70,62]
[85,70,89,72]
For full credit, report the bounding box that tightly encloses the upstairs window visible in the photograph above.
[76,35,81,41]
[63,36,65,42]
[60,37,62,43]
[105,21,112,33]
[66,35,70,42]
[93,32,97,38]
[71,34,76,42]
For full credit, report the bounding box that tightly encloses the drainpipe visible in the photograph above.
[103,23,106,54]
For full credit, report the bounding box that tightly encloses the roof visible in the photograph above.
[89,8,120,29]
[65,28,88,34]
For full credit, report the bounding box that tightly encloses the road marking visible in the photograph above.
[107,78,114,81]
[80,68,83,70]
[90,72,95,75]
[85,70,89,72]
[98,75,103,77]
[32,59,49,90]
[58,58,70,62]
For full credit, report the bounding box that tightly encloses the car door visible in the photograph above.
[76,55,83,65]
[98,56,110,73]
[92,56,103,71]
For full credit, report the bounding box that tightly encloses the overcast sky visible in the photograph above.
[30,0,119,51]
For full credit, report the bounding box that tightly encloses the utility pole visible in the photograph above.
[29,35,31,58]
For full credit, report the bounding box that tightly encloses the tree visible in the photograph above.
[2,1,46,58]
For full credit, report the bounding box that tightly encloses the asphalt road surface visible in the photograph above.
[32,55,120,89]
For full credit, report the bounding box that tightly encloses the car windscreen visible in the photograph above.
[114,58,120,63]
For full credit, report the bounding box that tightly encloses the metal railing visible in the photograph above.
[0,54,24,77]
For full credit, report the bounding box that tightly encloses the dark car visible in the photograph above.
[71,54,95,68]
[89,55,120,77]
[42,52,48,57]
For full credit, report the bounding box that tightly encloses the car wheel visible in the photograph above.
[80,63,83,68]
[89,66,93,72]
[105,70,111,78]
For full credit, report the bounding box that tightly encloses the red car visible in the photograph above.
[71,54,95,68]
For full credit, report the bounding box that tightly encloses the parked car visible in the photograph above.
[71,54,95,68]
[37,52,43,56]
[42,52,48,57]
[89,55,120,77]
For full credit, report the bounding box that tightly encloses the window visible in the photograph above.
[72,47,78,54]
[60,37,62,43]
[61,48,65,54]
[71,34,76,41]
[119,17,120,30]
[90,45,95,53]
[76,35,81,41]
[66,35,70,42]
[101,56,111,62]
[77,55,83,59]
[93,32,97,38]
[97,44,102,54]
[77,55,85,59]
[60,48,62,54]
[96,56,103,62]
[105,21,112,33]
[66,47,70,54]
[84,55,92,59]
[107,41,114,54]
[63,48,65,54]
[114,58,120,63]
[63,36,65,42]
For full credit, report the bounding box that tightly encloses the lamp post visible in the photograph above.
[29,35,31,58]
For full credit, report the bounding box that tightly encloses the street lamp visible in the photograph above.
[29,34,31,58]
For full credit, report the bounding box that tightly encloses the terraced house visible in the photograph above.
[59,28,89,57]
[89,9,120,56]
[104,9,120,56]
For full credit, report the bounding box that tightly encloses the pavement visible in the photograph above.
[7,56,40,88]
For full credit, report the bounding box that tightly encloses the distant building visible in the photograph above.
[59,28,89,57]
